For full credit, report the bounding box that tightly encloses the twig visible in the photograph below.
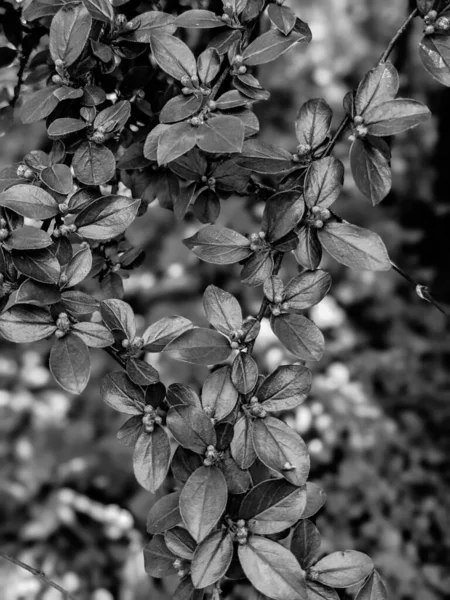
[322,115,351,158]
[379,8,418,64]
[105,346,127,369]
[0,550,77,600]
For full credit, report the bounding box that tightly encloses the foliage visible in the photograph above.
[0,0,447,599]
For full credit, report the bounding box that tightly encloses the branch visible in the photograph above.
[0,550,77,600]
[390,261,449,317]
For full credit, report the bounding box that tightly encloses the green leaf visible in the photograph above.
[307,582,339,600]
[318,222,391,271]
[101,371,145,415]
[239,479,307,535]
[128,11,176,42]
[73,142,116,186]
[267,4,297,35]
[75,195,140,240]
[83,0,115,24]
[167,405,216,453]
[150,33,197,80]
[219,451,251,494]
[350,137,391,206]
[62,246,93,289]
[241,251,274,288]
[355,571,388,600]
[303,482,327,519]
[172,446,203,484]
[147,491,182,534]
[258,364,312,412]
[143,535,177,578]
[116,416,143,448]
[72,321,114,348]
[40,164,73,195]
[262,191,305,242]
[174,575,205,600]
[160,94,204,124]
[272,313,325,362]
[100,298,136,339]
[294,226,322,270]
[94,100,131,134]
[243,30,306,66]
[291,520,321,569]
[238,536,307,600]
[20,86,59,124]
[157,121,199,165]
[184,225,253,264]
[197,48,221,85]
[50,334,90,394]
[310,551,374,588]
[175,9,225,28]
[12,248,61,284]
[165,526,196,560]
[201,366,238,421]
[252,416,310,486]
[0,184,59,219]
[295,99,332,150]
[16,280,61,306]
[234,139,293,174]
[0,305,56,342]
[5,226,52,250]
[133,427,171,492]
[196,115,245,154]
[126,358,160,386]
[230,416,256,469]
[164,327,231,365]
[61,291,99,317]
[231,352,259,394]
[203,285,242,335]
[191,529,233,588]
[180,465,227,542]
[355,62,399,115]
[304,157,344,209]
[49,4,92,67]
[419,33,450,87]
[283,270,332,311]
[47,118,87,138]
[364,99,431,136]
[143,315,193,352]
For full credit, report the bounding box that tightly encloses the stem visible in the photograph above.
[105,346,127,369]
[0,551,77,600]
[390,261,449,317]
[378,8,418,64]
[322,115,351,158]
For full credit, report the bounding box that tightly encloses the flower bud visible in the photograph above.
[0,228,9,242]
[353,115,364,125]
[258,231,266,239]
[271,306,281,317]
[435,16,450,31]
[122,339,130,349]
[182,87,193,95]
[281,302,290,311]
[59,202,69,214]
[321,208,331,220]
[234,55,243,66]
[55,330,65,338]
[191,75,199,87]
[207,177,216,187]
[231,341,239,349]
[314,220,324,229]
[190,116,201,127]
[282,461,296,471]
[238,65,247,75]
[52,74,63,85]
[425,24,436,35]
[55,58,64,68]
[91,131,106,144]
[296,143,311,156]
[24,169,34,179]
[208,100,217,110]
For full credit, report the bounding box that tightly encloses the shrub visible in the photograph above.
[0,0,447,598]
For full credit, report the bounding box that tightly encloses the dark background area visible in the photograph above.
[0,1,449,599]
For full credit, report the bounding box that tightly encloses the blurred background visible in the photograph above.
[1,0,450,599]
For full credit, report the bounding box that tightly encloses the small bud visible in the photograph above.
[238,65,247,75]
[137,90,146,99]
[173,559,182,570]
[296,143,311,156]
[201,175,208,183]
[122,339,130,349]
[203,406,214,417]
[355,124,368,138]
[132,336,144,350]
[271,306,281,317]
[190,116,201,127]
[207,177,216,187]
[53,229,61,238]
[250,396,259,405]
[181,75,191,86]
[59,275,68,285]
[314,220,324,229]
[177,570,186,578]
[91,131,106,144]
[59,202,69,214]
[222,14,232,23]
[111,263,121,272]
[68,224,77,233]
[0,228,9,242]
[208,100,217,110]
[145,423,154,433]
[16,164,27,177]
[435,16,450,31]
[115,14,127,27]
[182,87,193,95]
[203,458,214,467]
[201,87,211,96]
[0,219,6,228]
[154,415,162,425]
[234,55,243,66]
[321,208,331,220]
[258,231,266,240]
[191,75,199,87]
[353,115,364,125]
[425,10,438,25]
[274,294,283,304]
[24,169,34,179]
[281,302,290,311]
[144,405,154,414]
[282,462,296,471]
[55,59,64,68]
[249,233,259,243]
[52,74,63,85]
[237,519,246,528]
[230,341,239,349]
[311,206,321,214]
[425,24,435,35]
[55,330,65,338]
[292,154,301,163]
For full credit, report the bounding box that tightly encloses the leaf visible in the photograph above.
[272,314,324,362]
[201,366,238,421]
[147,491,181,534]
[241,250,274,288]
[318,222,391,271]
[219,451,252,494]
[291,520,321,569]
[133,427,171,492]
[304,158,344,209]
[50,334,90,394]
[258,364,312,412]
[0,47,17,68]
[167,404,216,453]
[49,4,92,67]
[128,11,176,42]
[252,416,310,486]
[150,33,197,80]
[116,416,143,447]
[355,571,388,600]
[100,298,136,339]
[126,358,160,386]
[192,188,220,224]
[303,482,327,519]
[197,48,221,85]
[164,327,231,365]
[73,142,116,185]
[62,290,99,317]
[191,529,233,588]
[307,582,340,600]
[20,86,59,124]
[157,122,199,165]
[294,226,322,270]
[72,322,114,348]
[172,446,203,484]
[62,246,92,288]
[180,466,227,542]
[160,94,203,124]
[215,91,249,110]
[262,191,305,242]
[0,305,56,342]
[197,115,245,154]
[75,195,140,240]
[239,479,307,535]
[310,551,374,588]
[143,535,177,578]
[143,315,193,352]
[283,270,332,311]
[16,280,61,306]
[231,352,259,394]
[12,248,61,284]
[234,139,293,174]
[165,526,196,560]
[167,382,201,411]
[350,137,392,205]
[47,118,88,138]
[175,10,225,28]
[5,226,52,250]
[184,225,252,264]
[267,4,297,35]
[295,99,332,149]
[83,0,115,24]
[238,536,307,600]
[101,371,145,414]
[203,285,242,335]
[419,34,450,87]
[0,185,59,219]
[40,164,73,195]
[94,100,131,134]
[363,99,431,136]
[243,30,305,66]
[355,62,399,115]
[174,575,205,600]
[230,416,256,469]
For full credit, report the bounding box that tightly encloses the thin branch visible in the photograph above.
[0,550,77,600]
[322,115,351,158]
[379,8,418,64]
[105,346,127,369]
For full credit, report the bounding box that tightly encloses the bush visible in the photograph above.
[0,0,448,598]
